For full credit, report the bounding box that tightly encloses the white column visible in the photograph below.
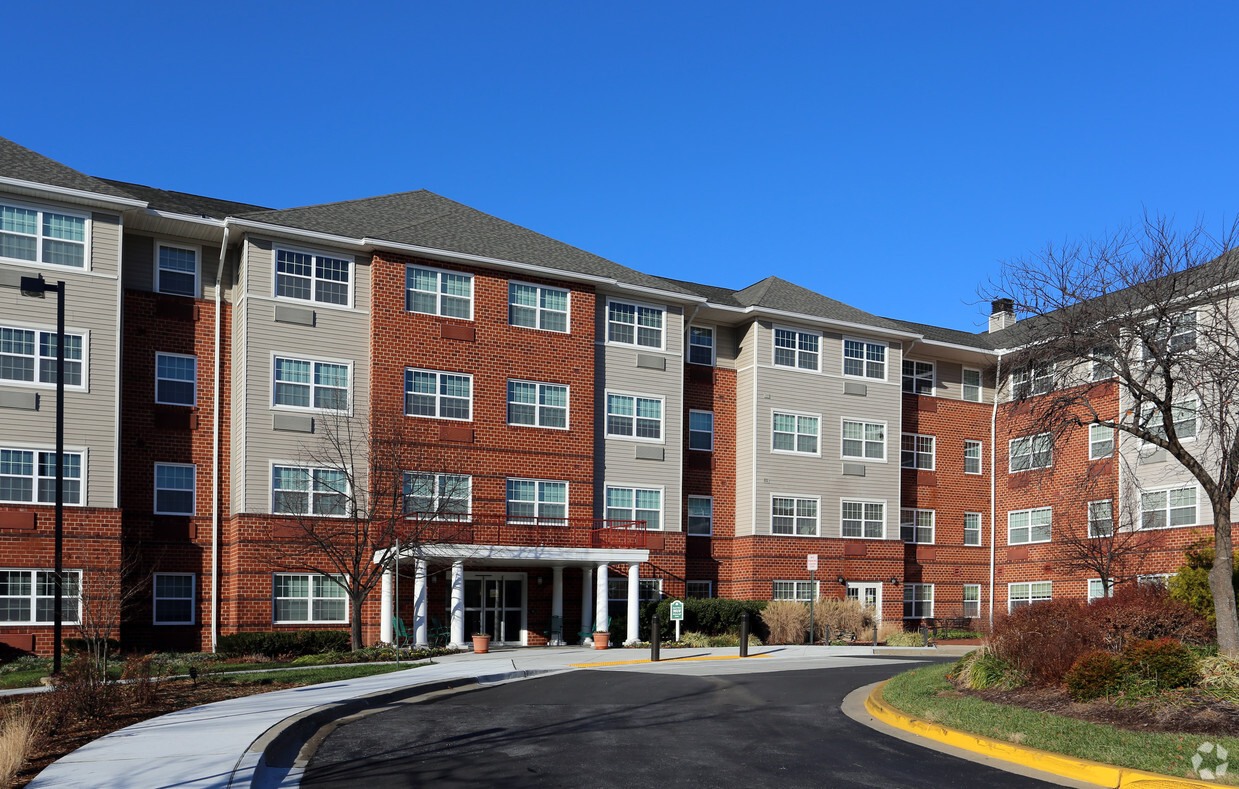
[450,560,465,648]
[551,566,564,646]
[413,559,428,647]
[580,565,594,644]
[379,567,394,644]
[595,563,609,639]
[625,563,640,645]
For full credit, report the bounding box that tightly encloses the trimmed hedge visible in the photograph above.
[216,630,350,658]
[649,598,768,640]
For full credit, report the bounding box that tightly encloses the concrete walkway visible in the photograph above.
[27,644,942,789]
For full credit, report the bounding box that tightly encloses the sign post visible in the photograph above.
[807,554,818,645]
[670,599,685,642]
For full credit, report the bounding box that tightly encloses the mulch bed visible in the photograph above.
[969,685,1239,737]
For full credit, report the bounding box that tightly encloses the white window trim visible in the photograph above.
[962,584,981,618]
[902,359,935,395]
[1009,433,1052,473]
[1008,506,1052,545]
[900,507,936,545]
[841,336,888,381]
[688,409,714,452]
[0,444,88,507]
[406,263,475,321]
[0,568,82,626]
[771,409,821,457]
[605,484,665,531]
[1087,578,1111,601]
[961,367,983,402]
[963,512,983,546]
[505,478,570,524]
[155,240,201,299]
[154,462,196,516]
[271,353,354,415]
[687,324,715,366]
[901,433,936,471]
[686,580,713,598]
[773,580,819,601]
[1087,499,1114,537]
[605,390,665,444]
[1010,364,1055,400]
[507,379,570,431]
[1139,484,1200,530]
[0,321,89,392]
[686,495,713,536]
[155,352,197,407]
[964,439,983,475]
[404,367,473,422]
[0,198,91,272]
[840,498,886,540]
[903,583,934,619]
[272,573,350,625]
[272,244,354,309]
[271,462,352,518]
[153,573,196,625]
[605,298,667,351]
[772,324,822,373]
[1008,581,1052,612]
[770,493,821,537]
[508,280,570,333]
[840,418,887,463]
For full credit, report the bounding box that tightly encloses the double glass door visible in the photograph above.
[847,582,882,622]
[463,573,525,644]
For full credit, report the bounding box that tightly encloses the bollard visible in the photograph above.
[920,625,930,647]
[739,611,749,658]
[872,623,878,647]
[824,625,831,645]
[651,615,661,662]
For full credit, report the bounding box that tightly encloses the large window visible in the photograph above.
[962,584,981,618]
[153,574,195,625]
[0,449,82,505]
[403,472,471,520]
[1009,581,1052,611]
[275,357,349,411]
[902,360,934,394]
[964,512,982,546]
[1008,507,1051,545]
[506,479,567,523]
[606,486,662,530]
[606,393,663,440]
[773,412,819,455]
[900,434,935,470]
[1144,312,1197,357]
[1009,433,1052,472]
[841,500,884,539]
[842,420,885,460]
[156,243,198,297]
[964,439,982,474]
[773,327,820,371]
[773,581,817,601]
[154,463,195,516]
[1088,500,1113,537]
[507,380,568,429]
[155,353,196,406]
[405,369,472,420]
[1142,399,1198,441]
[903,584,933,619]
[406,265,473,319]
[272,466,348,516]
[900,508,934,544]
[688,410,714,451]
[509,282,567,331]
[0,570,80,623]
[0,325,84,388]
[686,496,713,535]
[688,326,714,365]
[962,368,982,402]
[1011,363,1053,399]
[1089,424,1114,459]
[843,338,886,379]
[1141,487,1196,530]
[0,203,86,268]
[275,248,350,306]
[607,300,664,349]
[273,573,347,623]
[772,496,818,536]
[1091,346,1116,381]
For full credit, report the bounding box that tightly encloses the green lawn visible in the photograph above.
[211,662,421,685]
[883,663,1239,784]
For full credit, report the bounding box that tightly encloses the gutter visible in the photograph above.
[989,352,1003,629]
[0,176,147,209]
[211,225,230,650]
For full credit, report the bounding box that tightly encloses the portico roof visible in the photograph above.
[377,543,650,567]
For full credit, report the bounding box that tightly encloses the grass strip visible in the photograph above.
[212,662,421,686]
[882,663,1239,785]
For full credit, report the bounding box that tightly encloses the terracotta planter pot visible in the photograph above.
[473,634,491,654]
[593,631,610,650]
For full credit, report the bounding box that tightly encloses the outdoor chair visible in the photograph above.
[392,616,414,649]
[428,616,451,647]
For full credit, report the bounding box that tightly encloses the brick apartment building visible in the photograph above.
[0,136,1222,654]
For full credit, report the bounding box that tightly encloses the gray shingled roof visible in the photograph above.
[0,137,135,200]
[882,317,996,350]
[237,191,697,296]
[97,178,269,219]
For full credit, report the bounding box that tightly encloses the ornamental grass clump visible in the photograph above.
[0,703,40,788]
[812,598,874,639]
[948,647,1028,691]
[760,600,810,644]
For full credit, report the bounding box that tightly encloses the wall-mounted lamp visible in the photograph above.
[889,577,901,586]
[837,575,846,586]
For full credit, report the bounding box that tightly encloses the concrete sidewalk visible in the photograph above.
[26,644,942,789]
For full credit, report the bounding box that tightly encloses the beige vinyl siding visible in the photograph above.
[735,360,756,537]
[734,320,757,371]
[915,358,996,402]
[91,213,121,277]
[712,324,738,369]
[244,237,371,313]
[120,234,222,300]
[229,243,250,514]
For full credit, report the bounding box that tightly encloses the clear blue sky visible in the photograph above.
[8,1,1239,332]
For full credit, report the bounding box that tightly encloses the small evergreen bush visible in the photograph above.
[648,598,768,640]
[1064,651,1125,701]
[215,630,350,658]
[1121,638,1198,690]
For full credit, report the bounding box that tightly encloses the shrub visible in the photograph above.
[990,599,1103,684]
[812,598,874,639]
[648,598,768,640]
[215,630,351,658]
[676,631,762,648]
[949,647,1028,690]
[121,655,160,705]
[1196,655,1239,693]
[1121,638,1198,690]
[1064,651,1125,701]
[885,630,928,647]
[1167,540,1239,625]
[63,637,121,655]
[1087,583,1213,649]
[760,601,810,644]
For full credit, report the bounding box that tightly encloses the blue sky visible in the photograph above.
[8,1,1239,331]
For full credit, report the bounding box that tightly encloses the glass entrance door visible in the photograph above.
[463,573,526,644]
[846,582,882,622]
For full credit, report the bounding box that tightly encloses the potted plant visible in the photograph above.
[592,624,610,650]
[472,632,491,653]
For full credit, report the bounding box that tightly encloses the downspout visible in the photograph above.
[211,225,230,651]
[989,352,1003,630]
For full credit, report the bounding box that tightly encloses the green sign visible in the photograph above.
[669,600,685,621]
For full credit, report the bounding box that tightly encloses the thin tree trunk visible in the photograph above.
[351,596,364,651]
[1212,502,1239,657]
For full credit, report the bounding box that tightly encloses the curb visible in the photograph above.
[864,680,1221,789]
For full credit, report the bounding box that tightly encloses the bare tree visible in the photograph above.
[1053,503,1158,597]
[266,412,470,650]
[986,213,1239,654]
[74,548,154,678]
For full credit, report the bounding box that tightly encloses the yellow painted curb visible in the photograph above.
[569,654,772,668]
[865,681,1221,789]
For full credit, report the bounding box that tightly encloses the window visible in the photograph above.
[773,412,819,455]
[1009,433,1052,472]
[1088,578,1110,602]
[902,360,934,394]
[0,569,80,623]
[273,573,347,623]
[773,327,820,371]
[1011,363,1053,399]
[403,472,471,520]
[272,466,348,516]
[405,369,471,420]
[0,202,86,268]
[1091,346,1116,381]
[606,486,662,530]
[607,300,664,349]
[1089,424,1114,459]
[772,496,818,536]
[962,584,981,618]
[0,449,82,505]
[155,353,196,406]
[773,581,817,601]
[1087,500,1113,537]
[842,420,885,460]
[841,500,884,539]
[275,248,350,306]
[153,574,195,625]
[274,357,349,411]
[406,265,472,319]
[1008,507,1051,545]
[1009,581,1052,611]
[688,410,714,451]
[1141,487,1196,530]
[1142,399,1198,441]
[1138,573,1174,587]
[686,581,713,599]
[686,496,713,535]
[843,338,886,379]
[508,282,568,332]
[506,479,567,523]
[154,464,195,516]
[900,434,935,470]
[964,440,982,474]
[964,512,982,546]
[900,508,935,544]
[606,393,663,441]
[507,380,568,429]
[608,578,663,602]
[688,326,714,365]
[903,584,933,619]
[0,325,84,388]
[1144,312,1197,357]
[962,368,982,402]
[156,243,198,297]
